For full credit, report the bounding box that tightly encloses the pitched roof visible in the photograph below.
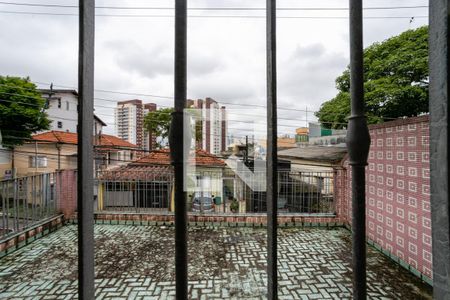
[97,134,138,149]
[94,115,107,126]
[99,165,173,181]
[39,89,78,95]
[32,131,137,149]
[278,146,347,164]
[33,131,78,144]
[130,149,225,167]
[98,149,225,181]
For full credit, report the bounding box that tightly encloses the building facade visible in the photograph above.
[115,100,157,151]
[40,89,106,135]
[0,131,139,179]
[187,98,227,155]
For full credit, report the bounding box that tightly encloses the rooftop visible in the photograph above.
[278,146,348,164]
[32,131,138,149]
[0,224,431,299]
[131,149,226,167]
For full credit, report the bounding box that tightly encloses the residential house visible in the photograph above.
[97,149,227,212]
[278,145,347,173]
[40,89,107,135]
[0,131,138,178]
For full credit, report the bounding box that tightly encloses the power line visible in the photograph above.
[0,2,429,10]
[0,10,428,20]
[33,81,316,113]
[0,95,398,128]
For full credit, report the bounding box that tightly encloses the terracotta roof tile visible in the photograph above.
[99,165,173,181]
[97,134,138,149]
[31,131,137,148]
[131,149,225,167]
[33,131,78,144]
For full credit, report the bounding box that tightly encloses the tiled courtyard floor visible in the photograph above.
[0,225,432,299]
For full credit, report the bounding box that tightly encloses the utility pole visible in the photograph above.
[305,106,308,127]
[245,135,249,164]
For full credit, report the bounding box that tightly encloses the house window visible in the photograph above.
[66,101,70,111]
[58,98,61,108]
[57,121,63,129]
[29,156,48,168]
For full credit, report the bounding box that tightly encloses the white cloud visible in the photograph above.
[0,0,428,136]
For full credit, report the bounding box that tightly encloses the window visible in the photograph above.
[66,101,70,110]
[29,156,48,168]
[57,121,63,129]
[58,98,61,108]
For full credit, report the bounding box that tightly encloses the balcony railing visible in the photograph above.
[0,172,60,240]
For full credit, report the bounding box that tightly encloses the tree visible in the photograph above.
[315,26,428,129]
[0,76,50,147]
[144,107,174,148]
[144,107,203,149]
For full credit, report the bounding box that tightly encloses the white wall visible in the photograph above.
[46,92,79,132]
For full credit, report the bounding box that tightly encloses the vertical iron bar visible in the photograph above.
[429,0,450,298]
[171,0,188,298]
[266,0,278,298]
[31,176,35,223]
[13,179,18,232]
[346,0,370,299]
[24,177,28,228]
[77,0,95,298]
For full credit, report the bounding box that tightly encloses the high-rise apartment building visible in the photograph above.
[187,97,227,155]
[115,100,157,150]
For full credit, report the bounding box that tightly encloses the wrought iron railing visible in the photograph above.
[95,170,335,215]
[0,172,59,240]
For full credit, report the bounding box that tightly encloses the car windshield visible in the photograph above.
[194,197,212,204]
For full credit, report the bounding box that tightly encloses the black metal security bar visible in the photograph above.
[171,0,188,298]
[429,0,450,298]
[346,0,370,299]
[266,0,278,298]
[77,0,95,298]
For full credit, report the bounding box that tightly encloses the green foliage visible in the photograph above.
[144,107,174,148]
[0,76,50,147]
[315,26,429,129]
[144,107,203,148]
[230,198,239,213]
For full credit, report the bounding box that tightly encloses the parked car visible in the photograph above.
[191,193,215,213]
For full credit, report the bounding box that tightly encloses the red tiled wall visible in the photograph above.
[57,169,78,218]
[337,116,432,279]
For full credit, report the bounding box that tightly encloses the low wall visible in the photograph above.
[0,214,65,258]
[66,212,343,227]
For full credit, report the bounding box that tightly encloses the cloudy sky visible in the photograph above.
[0,0,428,137]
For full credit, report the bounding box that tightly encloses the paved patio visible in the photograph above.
[0,224,431,299]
